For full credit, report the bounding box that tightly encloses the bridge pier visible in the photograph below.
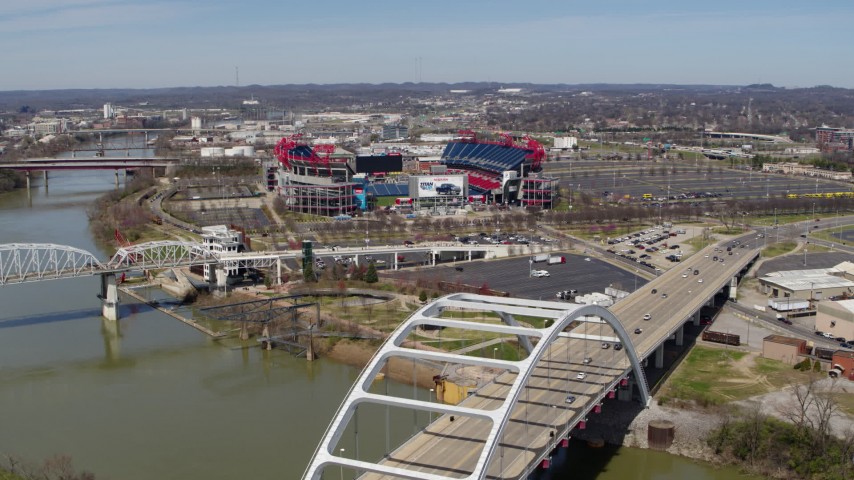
[206,264,217,290]
[114,170,120,189]
[729,276,738,301]
[100,273,120,321]
[675,324,684,346]
[25,171,30,191]
[693,310,701,326]
[43,170,48,187]
[655,344,665,369]
[101,317,121,362]
[216,267,228,289]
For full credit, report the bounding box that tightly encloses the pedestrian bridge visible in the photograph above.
[304,240,759,479]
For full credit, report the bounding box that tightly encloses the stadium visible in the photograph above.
[269,131,558,216]
[441,130,556,208]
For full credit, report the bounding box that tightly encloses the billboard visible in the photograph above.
[410,175,466,199]
[354,155,403,174]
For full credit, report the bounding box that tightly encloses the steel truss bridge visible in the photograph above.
[0,240,521,286]
[0,241,307,286]
[304,240,760,480]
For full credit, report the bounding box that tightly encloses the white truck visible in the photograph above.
[547,255,566,265]
[532,254,549,263]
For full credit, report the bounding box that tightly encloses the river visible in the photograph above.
[0,139,757,479]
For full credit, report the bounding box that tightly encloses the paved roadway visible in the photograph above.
[359,240,760,479]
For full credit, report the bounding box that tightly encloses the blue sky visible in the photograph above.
[2,0,853,90]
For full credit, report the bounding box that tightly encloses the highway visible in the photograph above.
[355,240,760,479]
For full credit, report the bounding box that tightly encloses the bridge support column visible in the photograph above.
[114,170,120,189]
[675,324,684,346]
[206,265,217,290]
[100,273,120,321]
[43,170,48,187]
[431,252,436,267]
[693,310,701,326]
[729,276,738,302]
[655,344,665,369]
[101,318,121,362]
[25,171,31,191]
[617,377,634,402]
[276,258,282,285]
[394,254,399,270]
[215,267,228,289]
[467,250,472,261]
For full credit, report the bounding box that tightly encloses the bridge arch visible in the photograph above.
[108,241,217,269]
[304,293,650,480]
[0,243,104,284]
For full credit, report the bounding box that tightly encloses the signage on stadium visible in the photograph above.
[411,175,465,198]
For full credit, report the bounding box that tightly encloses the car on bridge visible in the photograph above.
[565,394,577,404]
[576,372,587,380]
[643,313,651,321]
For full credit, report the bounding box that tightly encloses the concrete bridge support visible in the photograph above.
[101,318,121,362]
[675,324,684,346]
[100,273,120,321]
[206,265,217,290]
[617,377,634,402]
[43,170,48,186]
[655,343,665,369]
[215,267,228,289]
[693,310,701,326]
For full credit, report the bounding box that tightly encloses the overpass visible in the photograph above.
[303,239,759,480]
[0,156,181,189]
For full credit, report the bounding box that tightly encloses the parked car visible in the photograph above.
[576,372,587,380]
[531,270,550,278]
[565,394,577,404]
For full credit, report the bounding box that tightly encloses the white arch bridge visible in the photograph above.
[304,293,652,480]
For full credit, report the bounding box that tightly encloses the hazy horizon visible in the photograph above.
[3,0,853,91]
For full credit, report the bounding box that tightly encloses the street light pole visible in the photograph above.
[340,448,345,480]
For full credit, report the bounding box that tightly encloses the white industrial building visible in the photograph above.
[553,136,578,150]
[816,299,854,343]
[200,225,245,282]
[759,265,854,304]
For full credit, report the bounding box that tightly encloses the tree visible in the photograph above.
[419,290,428,303]
[365,262,378,283]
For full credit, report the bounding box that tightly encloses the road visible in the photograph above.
[360,239,760,479]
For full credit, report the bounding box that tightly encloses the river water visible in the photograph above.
[0,140,756,479]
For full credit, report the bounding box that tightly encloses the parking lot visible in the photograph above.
[387,252,647,300]
[544,161,851,202]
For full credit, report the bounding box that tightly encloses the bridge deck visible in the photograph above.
[360,241,759,479]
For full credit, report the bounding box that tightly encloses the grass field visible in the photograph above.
[658,346,816,407]
[761,241,798,258]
